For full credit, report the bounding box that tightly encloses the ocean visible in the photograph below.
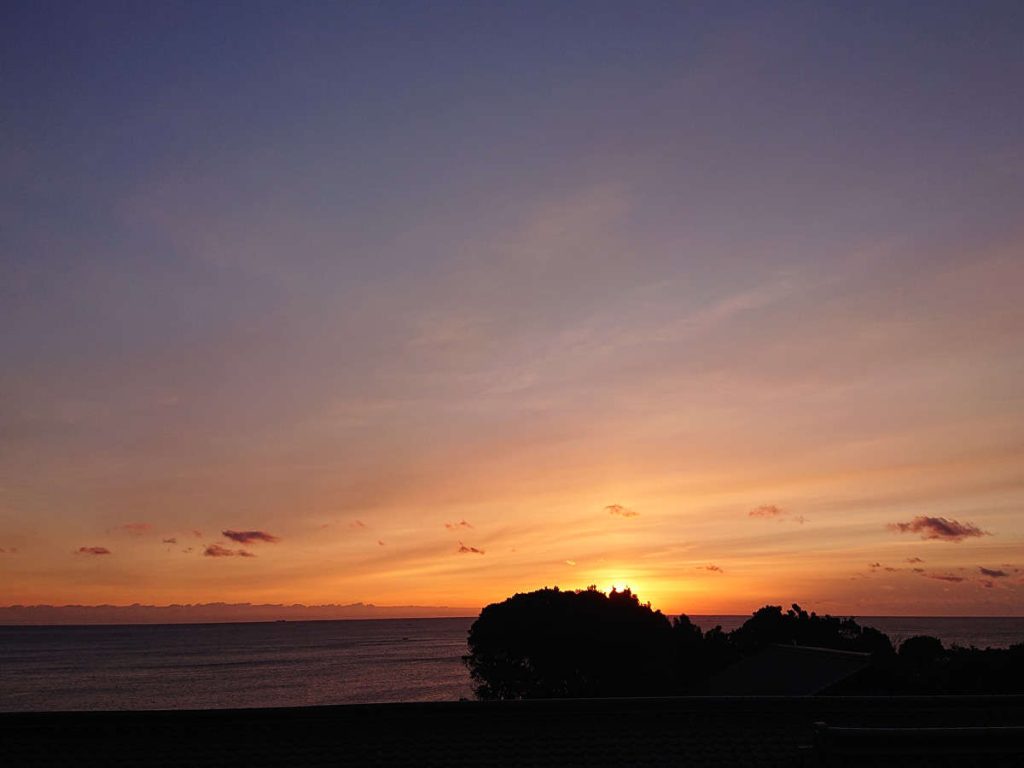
[1,616,1021,712]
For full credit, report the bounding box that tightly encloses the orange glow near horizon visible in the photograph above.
[2,4,1024,621]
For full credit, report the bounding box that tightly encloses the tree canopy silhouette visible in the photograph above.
[464,586,674,699]
[728,603,894,656]
[465,590,1023,699]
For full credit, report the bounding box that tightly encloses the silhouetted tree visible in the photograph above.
[672,614,737,691]
[464,586,674,699]
[465,590,1021,698]
[729,604,893,657]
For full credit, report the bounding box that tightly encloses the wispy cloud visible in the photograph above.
[906,557,925,563]
[565,559,577,566]
[457,542,485,554]
[204,544,255,558]
[77,546,111,556]
[222,530,280,544]
[979,567,1008,578]
[749,504,805,523]
[445,520,474,530]
[162,537,177,544]
[350,520,367,530]
[888,516,989,542]
[926,573,965,583]
[700,564,724,573]
[606,504,638,518]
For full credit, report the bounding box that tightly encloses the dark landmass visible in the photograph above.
[465,587,1024,698]
[0,602,475,625]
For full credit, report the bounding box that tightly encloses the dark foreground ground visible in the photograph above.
[2,696,1023,767]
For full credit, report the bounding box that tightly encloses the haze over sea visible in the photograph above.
[2,616,1022,712]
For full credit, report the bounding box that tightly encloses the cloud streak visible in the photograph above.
[445,520,473,530]
[222,530,280,544]
[749,505,805,524]
[77,546,111,556]
[979,567,1008,578]
[457,542,485,554]
[204,544,255,558]
[888,516,989,542]
[605,504,638,518]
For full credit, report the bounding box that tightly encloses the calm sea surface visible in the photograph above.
[2,616,1022,712]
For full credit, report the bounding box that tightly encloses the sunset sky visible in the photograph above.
[2,2,1022,617]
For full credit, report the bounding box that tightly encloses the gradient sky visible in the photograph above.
[2,1,1023,616]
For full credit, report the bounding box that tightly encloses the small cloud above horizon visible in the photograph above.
[457,542,485,554]
[701,564,723,573]
[605,504,638,518]
[445,520,473,530]
[888,516,989,542]
[77,546,111,556]
[925,573,965,583]
[979,567,1008,578]
[565,559,577,566]
[162,537,177,544]
[749,505,805,524]
[204,544,255,558]
[222,530,280,544]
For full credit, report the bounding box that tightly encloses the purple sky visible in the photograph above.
[2,2,1023,615]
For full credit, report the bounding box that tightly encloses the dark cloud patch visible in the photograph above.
[222,530,280,544]
[162,537,177,544]
[926,573,965,583]
[606,504,638,518]
[204,544,237,557]
[445,520,473,530]
[701,564,724,573]
[0,547,14,554]
[979,567,1008,578]
[77,546,111,555]
[457,542,485,554]
[884,567,898,572]
[980,580,995,589]
[869,562,882,569]
[887,516,989,542]
[192,530,203,538]
[377,540,385,546]
[906,557,925,563]
[203,544,257,558]
[350,520,367,530]
[912,567,925,573]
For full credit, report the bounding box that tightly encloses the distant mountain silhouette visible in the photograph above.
[0,602,474,625]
